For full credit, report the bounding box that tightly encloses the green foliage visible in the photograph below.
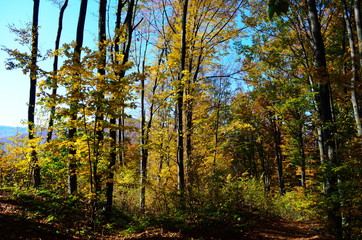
[220,176,319,221]
[271,187,318,220]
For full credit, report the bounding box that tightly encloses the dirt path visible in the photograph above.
[0,190,335,240]
[118,217,336,240]
[242,218,336,240]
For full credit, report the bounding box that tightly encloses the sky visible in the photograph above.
[0,0,100,127]
[0,0,245,127]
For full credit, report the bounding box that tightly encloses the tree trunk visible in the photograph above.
[354,0,362,69]
[68,0,88,195]
[47,0,68,142]
[256,139,271,192]
[106,118,117,215]
[213,100,221,167]
[139,44,161,211]
[95,0,107,190]
[106,0,123,214]
[140,74,147,212]
[271,114,285,194]
[89,0,107,223]
[29,0,40,189]
[106,0,135,213]
[185,100,193,185]
[307,0,342,236]
[343,0,362,136]
[176,0,189,205]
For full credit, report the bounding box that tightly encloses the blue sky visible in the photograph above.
[0,0,100,127]
[0,0,245,127]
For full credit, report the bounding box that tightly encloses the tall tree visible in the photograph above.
[306,0,342,236]
[343,0,362,137]
[89,0,107,221]
[176,0,189,203]
[106,0,125,214]
[47,0,69,142]
[354,0,362,73]
[106,0,137,213]
[68,0,88,195]
[138,28,151,212]
[29,0,40,188]
[271,113,285,194]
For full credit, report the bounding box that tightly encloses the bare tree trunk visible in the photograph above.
[213,100,221,167]
[307,0,342,236]
[47,0,68,142]
[140,73,147,211]
[94,0,107,190]
[29,0,40,189]
[185,98,193,190]
[68,0,88,195]
[176,0,189,206]
[354,0,362,69]
[343,0,362,136]
[89,0,107,224]
[106,0,124,214]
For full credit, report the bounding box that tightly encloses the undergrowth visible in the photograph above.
[231,177,319,221]
[0,176,321,239]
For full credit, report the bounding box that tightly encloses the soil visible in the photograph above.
[0,190,335,240]
[0,193,72,240]
[242,217,336,240]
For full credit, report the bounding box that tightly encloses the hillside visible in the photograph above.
[0,189,335,240]
[0,126,27,139]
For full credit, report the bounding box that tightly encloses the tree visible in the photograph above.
[106,0,138,214]
[86,0,107,223]
[306,0,342,236]
[105,0,125,215]
[46,0,69,142]
[342,0,362,137]
[354,0,362,75]
[68,0,88,195]
[29,0,41,188]
[138,26,152,212]
[176,0,189,205]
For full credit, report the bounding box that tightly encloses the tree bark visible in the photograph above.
[354,0,362,69]
[47,0,68,142]
[68,0,88,195]
[90,0,107,222]
[140,74,147,212]
[106,0,124,214]
[139,42,159,212]
[343,0,362,136]
[29,0,40,189]
[176,0,189,206]
[307,0,342,236]
[95,0,107,190]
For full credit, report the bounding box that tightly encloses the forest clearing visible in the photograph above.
[1,0,362,239]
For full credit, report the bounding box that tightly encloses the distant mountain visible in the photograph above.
[0,126,27,139]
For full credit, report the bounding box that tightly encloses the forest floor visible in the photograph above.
[0,189,336,240]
